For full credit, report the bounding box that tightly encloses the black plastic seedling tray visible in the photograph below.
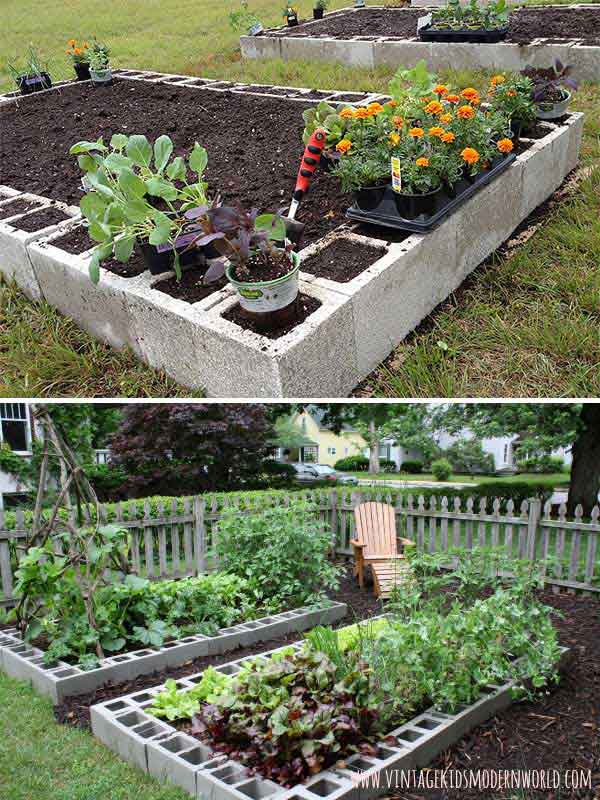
[419,25,509,43]
[346,153,516,233]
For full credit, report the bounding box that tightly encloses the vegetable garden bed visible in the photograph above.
[242,6,600,80]
[0,602,346,703]
[0,72,584,396]
[90,636,571,800]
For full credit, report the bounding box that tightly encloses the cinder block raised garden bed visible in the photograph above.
[243,5,600,80]
[0,601,346,703]
[90,638,571,799]
[0,73,584,396]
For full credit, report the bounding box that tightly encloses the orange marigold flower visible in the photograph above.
[440,113,453,124]
[392,115,404,128]
[367,102,385,114]
[446,94,460,104]
[428,126,445,138]
[416,157,429,167]
[461,87,479,100]
[354,107,370,119]
[74,47,82,55]
[389,132,401,146]
[340,107,355,119]
[336,139,353,154]
[457,105,476,120]
[424,100,444,115]
[409,127,425,138]
[497,138,514,154]
[386,100,399,108]
[433,84,449,96]
[490,74,506,87]
[461,147,480,165]
[68,38,76,46]
[441,131,456,143]
[507,90,517,97]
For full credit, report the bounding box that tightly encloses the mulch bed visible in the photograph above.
[54,562,382,731]
[302,237,387,283]
[222,293,322,338]
[0,80,352,248]
[272,7,600,45]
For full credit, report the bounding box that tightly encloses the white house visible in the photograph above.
[379,429,572,473]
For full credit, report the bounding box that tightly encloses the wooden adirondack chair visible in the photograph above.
[352,502,415,598]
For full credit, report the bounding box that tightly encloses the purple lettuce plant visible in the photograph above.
[184,203,288,284]
[529,59,578,103]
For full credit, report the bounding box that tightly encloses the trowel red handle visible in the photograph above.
[293,128,327,201]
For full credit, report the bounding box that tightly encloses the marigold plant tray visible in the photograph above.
[419,25,509,43]
[346,152,516,233]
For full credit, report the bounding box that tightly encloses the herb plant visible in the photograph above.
[88,39,110,71]
[229,1,262,33]
[7,46,51,85]
[70,134,209,282]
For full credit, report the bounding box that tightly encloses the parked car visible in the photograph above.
[311,464,358,485]
[290,463,325,485]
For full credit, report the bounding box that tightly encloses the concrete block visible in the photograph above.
[240,36,282,61]
[147,733,213,795]
[374,39,432,68]
[0,197,79,299]
[27,227,142,354]
[280,37,375,68]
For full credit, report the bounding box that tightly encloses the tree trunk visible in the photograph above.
[368,420,380,474]
[568,405,600,516]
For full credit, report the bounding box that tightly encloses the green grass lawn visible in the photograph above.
[345,471,570,486]
[0,672,190,800]
[1,1,599,397]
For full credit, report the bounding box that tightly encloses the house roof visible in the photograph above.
[308,407,358,433]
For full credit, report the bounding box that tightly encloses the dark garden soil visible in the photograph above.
[302,237,387,283]
[10,205,71,232]
[231,250,294,283]
[0,80,352,248]
[153,269,227,303]
[271,7,600,45]
[222,293,322,338]
[0,198,43,220]
[49,224,94,255]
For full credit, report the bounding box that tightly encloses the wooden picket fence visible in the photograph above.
[1,490,599,607]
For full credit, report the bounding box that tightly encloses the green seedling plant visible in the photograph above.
[7,45,51,86]
[149,668,231,721]
[229,1,262,33]
[69,134,209,283]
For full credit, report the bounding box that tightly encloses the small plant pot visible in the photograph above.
[90,68,113,86]
[139,240,201,275]
[17,72,52,95]
[74,62,91,81]
[286,14,299,26]
[226,251,300,331]
[393,186,443,220]
[354,182,389,213]
[535,90,571,120]
[313,8,324,19]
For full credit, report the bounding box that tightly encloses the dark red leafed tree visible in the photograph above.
[109,404,274,497]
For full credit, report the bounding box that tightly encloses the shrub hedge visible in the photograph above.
[0,480,561,531]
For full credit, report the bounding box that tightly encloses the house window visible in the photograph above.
[0,403,30,453]
[327,447,337,456]
[378,444,391,460]
[301,417,307,433]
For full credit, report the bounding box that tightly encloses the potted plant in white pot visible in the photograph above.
[89,39,112,85]
[188,205,301,332]
[525,60,578,121]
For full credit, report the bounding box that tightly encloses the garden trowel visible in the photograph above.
[283,127,328,245]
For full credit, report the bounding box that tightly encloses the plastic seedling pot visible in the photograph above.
[536,90,572,120]
[419,25,508,42]
[17,72,52,94]
[313,8,324,19]
[392,185,444,220]
[286,13,299,26]
[354,182,391,212]
[226,250,301,330]
[139,239,203,276]
[74,63,91,81]
[346,153,516,233]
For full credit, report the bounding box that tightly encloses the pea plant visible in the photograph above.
[70,134,209,282]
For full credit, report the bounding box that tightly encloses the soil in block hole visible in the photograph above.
[223,294,322,339]
[154,270,228,303]
[0,198,42,220]
[302,238,387,282]
[12,206,71,233]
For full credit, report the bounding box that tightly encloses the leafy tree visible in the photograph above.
[443,437,495,475]
[433,404,600,515]
[316,404,437,474]
[108,404,275,497]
